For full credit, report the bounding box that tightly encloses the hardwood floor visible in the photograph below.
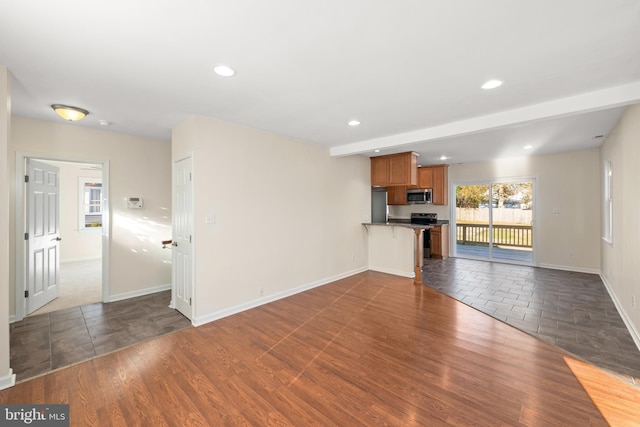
[2,271,640,426]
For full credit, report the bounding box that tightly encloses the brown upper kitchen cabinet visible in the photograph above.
[387,186,407,205]
[431,164,448,205]
[417,167,433,189]
[371,152,418,187]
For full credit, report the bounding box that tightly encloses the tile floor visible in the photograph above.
[422,257,640,383]
[10,290,191,382]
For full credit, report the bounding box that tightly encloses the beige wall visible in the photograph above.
[172,116,370,325]
[42,161,102,262]
[1,67,14,389]
[600,104,640,341]
[9,117,172,318]
[393,149,602,271]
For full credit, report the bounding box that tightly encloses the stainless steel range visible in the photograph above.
[410,213,437,258]
[410,212,437,225]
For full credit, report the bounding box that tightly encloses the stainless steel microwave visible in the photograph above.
[407,188,432,204]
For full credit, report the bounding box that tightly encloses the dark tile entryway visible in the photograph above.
[10,290,191,382]
[422,257,640,383]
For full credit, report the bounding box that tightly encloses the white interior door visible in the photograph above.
[173,157,193,320]
[26,159,61,314]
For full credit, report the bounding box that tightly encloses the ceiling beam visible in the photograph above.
[330,81,640,157]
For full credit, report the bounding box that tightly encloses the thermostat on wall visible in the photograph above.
[127,197,143,209]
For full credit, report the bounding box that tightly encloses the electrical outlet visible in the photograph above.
[569,252,574,260]
[632,296,636,309]
[259,287,264,297]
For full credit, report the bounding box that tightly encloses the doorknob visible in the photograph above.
[52,237,62,241]
[172,241,178,247]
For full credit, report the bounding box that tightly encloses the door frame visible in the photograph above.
[14,152,110,322]
[449,176,539,266]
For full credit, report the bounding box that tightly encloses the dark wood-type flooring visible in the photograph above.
[10,290,191,381]
[3,271,640,426]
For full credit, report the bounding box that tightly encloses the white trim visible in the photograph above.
[0,369,16,391]
[107,283,171,303]
[192,267,367,327]
[368,267,415,279]
[61,257,102,264]
[14,152,110,322]
[600,274,640,352]
[537,263,601,275]
[9,315,16,324]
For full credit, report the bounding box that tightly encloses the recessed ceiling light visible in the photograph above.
[482,79,503,90]
[523,145,534,150]
[98,120,112,126]
[374,149,380,153]
[213,65,235,77]
[593,134,605,140]
[348,120,361,126]
[439,156,448,161]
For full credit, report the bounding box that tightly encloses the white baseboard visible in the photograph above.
[537,263,601,275]
[61,256,102,264]
[108,283,171,303]
[368,266,415,279]
[193,267,367,327]
[0,369,16,391]
[600,274,640,353]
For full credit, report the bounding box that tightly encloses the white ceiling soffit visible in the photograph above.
[330,82,640,157]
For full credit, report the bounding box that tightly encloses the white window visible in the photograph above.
[603,159,613,243]
[79,177,103,230]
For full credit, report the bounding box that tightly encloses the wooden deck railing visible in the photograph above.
[456,223,532,248]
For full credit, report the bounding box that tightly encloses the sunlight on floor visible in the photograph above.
[564,356,640,426]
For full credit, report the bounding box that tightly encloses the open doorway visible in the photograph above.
[14,153,110,322]
[28,160,103,315]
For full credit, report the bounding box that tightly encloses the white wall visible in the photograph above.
[600,104,640,343]
[0,66,15,389]
[42,161,102,262]
[392,149,602,272]
[8,117,172,317]
[172,116,370,325]
[367,225,415,277]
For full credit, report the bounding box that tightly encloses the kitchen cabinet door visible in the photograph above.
[432,165,449,205]
[387,186,407,205]
[430,225,449,259]
[371,156,390,187]
[417,167,433,189]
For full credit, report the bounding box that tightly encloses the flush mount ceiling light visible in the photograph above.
[213,65,235,77]
[51,104,89,121]
[523,145,534,150]
[481,79,503,90]
[348,120,361,126]
[439,156,448,161]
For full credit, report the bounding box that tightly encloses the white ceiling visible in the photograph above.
[2,0,640,165]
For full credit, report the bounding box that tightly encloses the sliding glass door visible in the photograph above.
[455,180,534,264]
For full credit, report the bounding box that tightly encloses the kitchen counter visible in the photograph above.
[363,222,430,283]
[362,221,434,230]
